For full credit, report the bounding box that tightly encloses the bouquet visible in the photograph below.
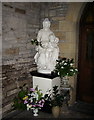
[53,57,78,78]
[23,86,45,110]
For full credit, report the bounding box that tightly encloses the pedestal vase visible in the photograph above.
[33,108,38,116]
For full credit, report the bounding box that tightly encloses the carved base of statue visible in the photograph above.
[38,69,52,74]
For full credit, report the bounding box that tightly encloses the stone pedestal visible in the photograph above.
[30,71,60,95]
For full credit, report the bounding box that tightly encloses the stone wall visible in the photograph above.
[2,2,40,117]
[0,2,2,119]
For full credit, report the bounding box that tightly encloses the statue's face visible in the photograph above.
[43,21,50,28]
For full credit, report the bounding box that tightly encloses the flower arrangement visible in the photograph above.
[31,39,42,47]
[23,86,45,111]
[53,57,78,78]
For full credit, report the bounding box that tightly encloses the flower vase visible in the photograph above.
[33,108,38,116]
[52,106,60,118]
[62,76,69,87]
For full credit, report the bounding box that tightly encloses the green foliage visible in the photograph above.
[34,85,43,101]
[12,84,28,110]
[44,86,64,107]
[53,58,78,78]
[18,90,27,99]
[13,96,26,110]
[51,86,64,107]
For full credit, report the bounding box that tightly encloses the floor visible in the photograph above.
[2,106,94,120]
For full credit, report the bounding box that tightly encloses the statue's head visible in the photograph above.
[43,18,51,28]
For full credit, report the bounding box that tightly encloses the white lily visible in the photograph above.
[70,69,73,71]
[64,63,67,65]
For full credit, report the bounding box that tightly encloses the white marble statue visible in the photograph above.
[34,18,59,74]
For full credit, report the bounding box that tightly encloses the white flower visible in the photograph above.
[35,93,38,100]
[45,91,49,95]
[64,63,67,65]
[61,66,64,68]
[31,93,35,96]
[62,60,65,63]
[70,69,73,71]
[58,72,60,75]
[75,69,78,71]
[29,98,33,102]
[27,104,32,110]
[70,63,73,66]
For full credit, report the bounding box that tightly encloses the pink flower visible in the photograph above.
[38,101,42,104]
[41,99,45,102]
[41,103,44,107]
[32,105,36,107]
[37,104,42,107]
[30,88,35,92]
[24,100,28,104]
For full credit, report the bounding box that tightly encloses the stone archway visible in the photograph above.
[64,2,86,104]
[67,2,94,104]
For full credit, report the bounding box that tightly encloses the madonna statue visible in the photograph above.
[34,18,59,74]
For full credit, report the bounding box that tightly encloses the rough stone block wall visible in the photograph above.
[40,2,77,59]
[0,2,2,119]
[2,2,40,117]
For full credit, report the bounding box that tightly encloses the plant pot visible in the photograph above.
[52,106,60,118]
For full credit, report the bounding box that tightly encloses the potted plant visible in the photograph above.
[44,85,64,118]
[51,85,64,118]
[52,57,78,88]
[53,57,78,77]
[51,58,78,113]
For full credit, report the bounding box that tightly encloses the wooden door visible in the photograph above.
[77,26,94,103]
[77,3,94,103]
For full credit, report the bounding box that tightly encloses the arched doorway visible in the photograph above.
[77,3,94,104]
